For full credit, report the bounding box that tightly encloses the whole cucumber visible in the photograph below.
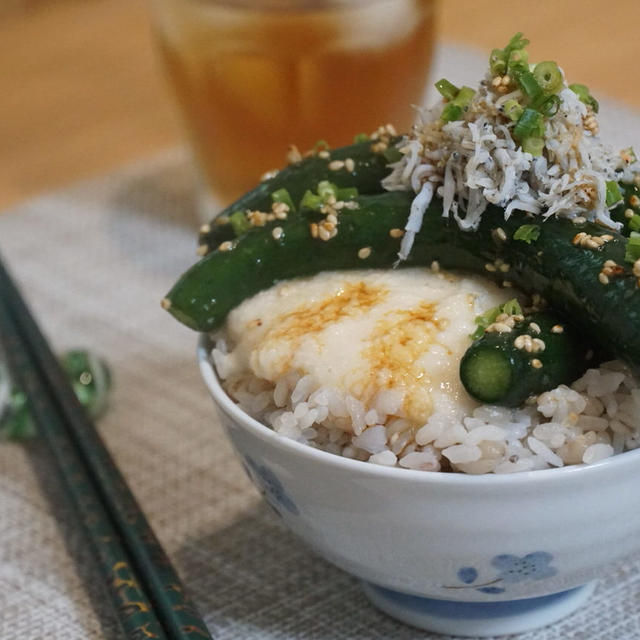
[164,191,640,369]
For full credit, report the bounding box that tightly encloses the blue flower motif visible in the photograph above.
[477,586,506,594]
[491,552,557,583]
[244,456,299,515]
[445,551,557,594]
[457,567,478,584]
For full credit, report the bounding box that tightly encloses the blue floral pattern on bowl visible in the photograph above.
[445,552,557,595]
[244,456,299,516]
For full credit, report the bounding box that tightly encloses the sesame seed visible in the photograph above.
[358,247,372,259]
[598,272,610,285]
[310,223,319,238]
[326,214,338,225]
[551,325,564,334]
[499,263,510,273]
[514,335,528,350]
[272,227,283,240]
[492,227,507,242]
[272,201,290,214]
[287,145,302,164]
[502,280,513,288]
[485,263,497,272]
[196,244,209,256]
[631,195,640,207]
[625,208,635,219]
[371,141,388,153]
[634,259,640,278]
[318,226,331,241]
[572,216,586,225]
[528,322,541,334]
[328,160,345,171]
[160,297,172,310]
[488,322,512,333]
[216,216,230,225]
[344,158,355,172]
[531,358,543,369]
[430,260,440,273]
[199,223,211,234]
[218,241,233,252]
[389,228,405,239]
[532,338,546,352]
[604,259,617,269]
[318,150,330,159]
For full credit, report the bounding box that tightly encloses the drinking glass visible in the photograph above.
[152,0,436,210]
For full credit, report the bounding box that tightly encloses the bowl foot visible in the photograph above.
[361,580,596,637]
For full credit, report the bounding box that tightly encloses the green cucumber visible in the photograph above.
[460,312,591,406]
[197,139,397,254]
[165,191,640,370]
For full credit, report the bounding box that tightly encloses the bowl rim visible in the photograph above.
[198,333,640,486]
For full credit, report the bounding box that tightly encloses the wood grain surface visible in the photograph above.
[1,0,638,210]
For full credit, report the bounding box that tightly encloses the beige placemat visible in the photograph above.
[2,44,640,640]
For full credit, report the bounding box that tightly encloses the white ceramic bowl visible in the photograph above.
[198,335,640,637]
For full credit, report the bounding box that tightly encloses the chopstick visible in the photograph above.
[0,254,213,640]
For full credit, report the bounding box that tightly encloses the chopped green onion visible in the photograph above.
[452,86,476,107]
[502,298,523,316]
[533,61,563,94]
[605,181,623,207]
[300,190,323,211]
[383,145,404,163]
[317,180,338,200]
[625,233,640,263]
[441,103,463,122]
[314,139,330,151]
[506,49,529,77]
[336,187,359,201]
[569,84,599,113]
[471,298,522,339]
[503,99,524,122]
[489,49,507,76]
[516,71,543,105]
[229,210,251,235]
[435,78,459,101]
[522,137,545,156]
[353,133,370,144]
[489,33,530,77]
[539,94,561,117]
[271,188,295,211]
[629,215,640,233]
[513,224,541,244]
[505,32,530,54]
[514,108,544,142]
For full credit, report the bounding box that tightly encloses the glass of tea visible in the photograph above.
[152,0,436,211]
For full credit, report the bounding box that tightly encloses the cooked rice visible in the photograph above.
[213,351,640,474]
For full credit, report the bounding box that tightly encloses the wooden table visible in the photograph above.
[1,0,638,210]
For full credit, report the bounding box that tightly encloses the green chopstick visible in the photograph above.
[0,294,168,639]
[0,255,213,640]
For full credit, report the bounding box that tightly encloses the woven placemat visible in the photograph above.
[2,44,640,640]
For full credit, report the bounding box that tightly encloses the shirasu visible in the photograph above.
[384,73,640,262]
